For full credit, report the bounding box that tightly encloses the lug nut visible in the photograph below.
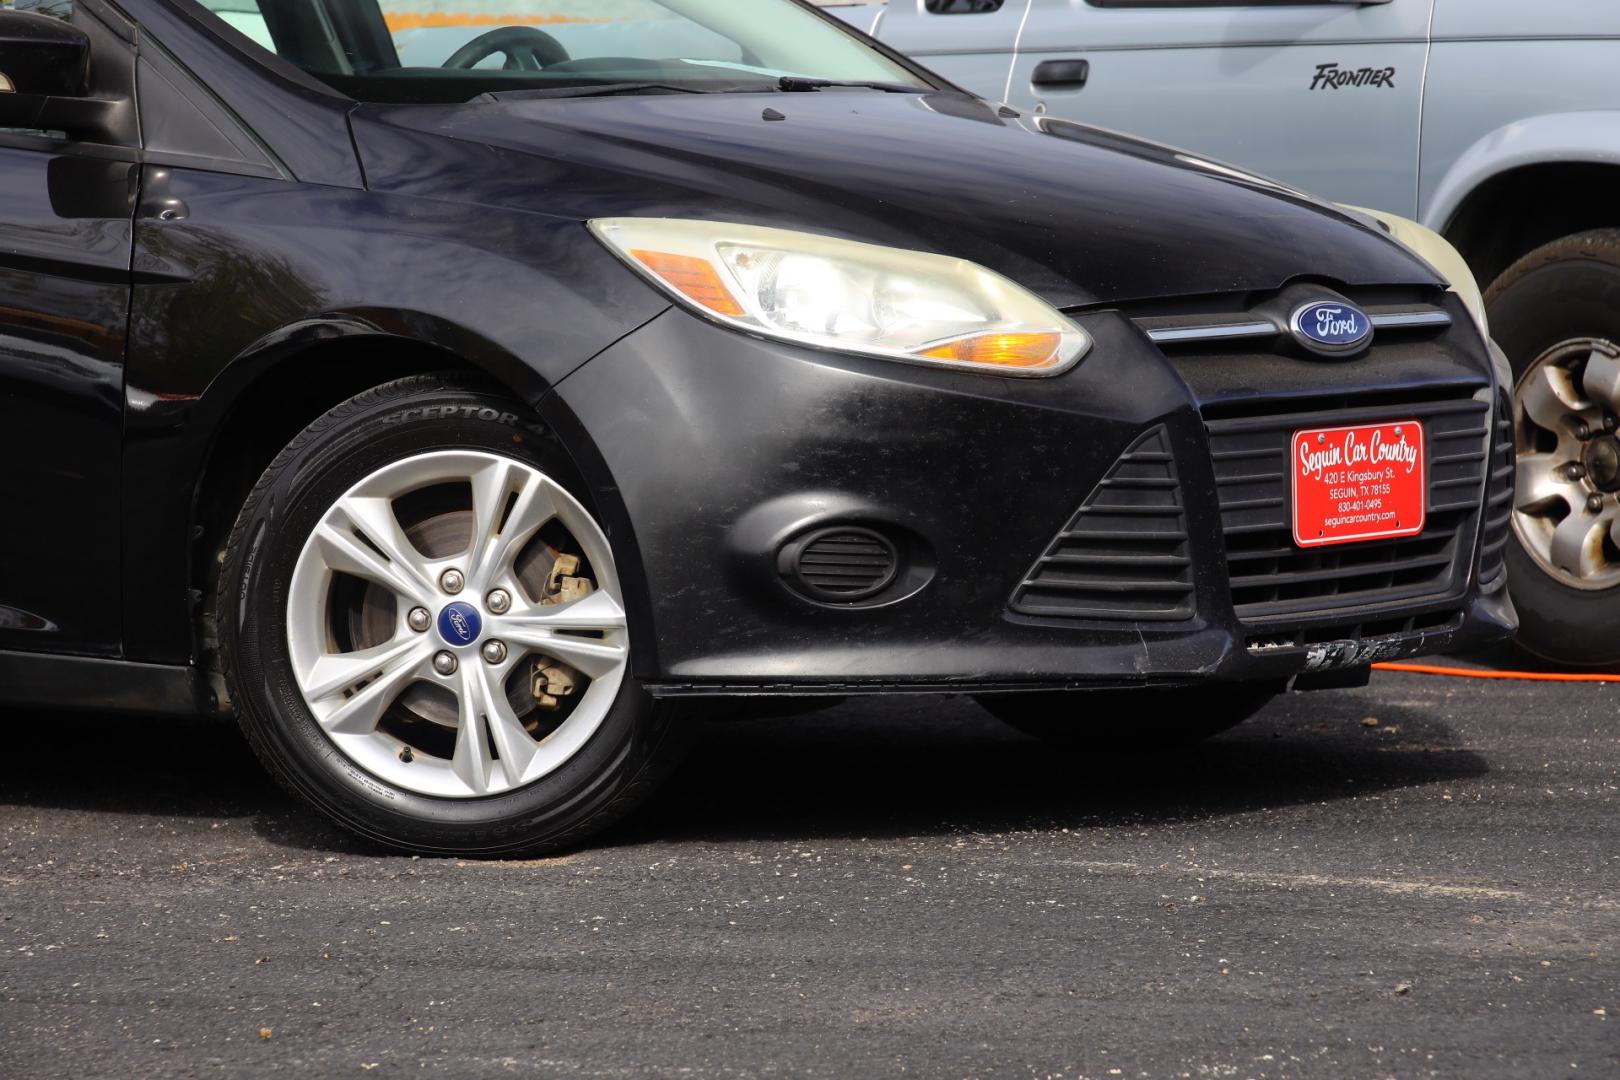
[1566,463,1587,481]
[481,640,508,665]
[440,568,464,594]
[1576,421,1593,440]
[1591,494,1607,514]
[486,588,511,614]
[433,651,458,676]
[1607,414,1619,432]
[407,606,431,632]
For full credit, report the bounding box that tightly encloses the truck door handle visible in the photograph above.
[1031,59,1090,90]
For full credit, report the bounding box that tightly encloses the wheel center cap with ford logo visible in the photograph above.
[1290,299,1372,357]
[438,601,482,646]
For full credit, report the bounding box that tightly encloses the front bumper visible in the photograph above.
[544,299,1516,695]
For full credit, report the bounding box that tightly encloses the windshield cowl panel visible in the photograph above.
[194,0,934,104]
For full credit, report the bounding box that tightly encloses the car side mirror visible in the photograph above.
[0,10,113,136]
[0,10,91,97]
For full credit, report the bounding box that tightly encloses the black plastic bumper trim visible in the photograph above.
[0,650,208,716]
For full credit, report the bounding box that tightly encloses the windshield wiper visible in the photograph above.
[478,83,712,101]
[777,76,925,94]
[477,77,926,103]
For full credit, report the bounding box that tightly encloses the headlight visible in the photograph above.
[589,218,1090,376]
[1342,205,1490,344]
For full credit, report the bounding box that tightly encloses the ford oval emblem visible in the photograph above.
[437,601,482,646]
[1289,300,1372,357]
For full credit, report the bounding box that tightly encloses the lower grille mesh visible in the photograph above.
[1009,426,1194,621]
[1207,396,1491,626]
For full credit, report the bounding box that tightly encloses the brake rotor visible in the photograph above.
[343,501,579,735]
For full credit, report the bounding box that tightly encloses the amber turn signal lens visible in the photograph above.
[628,249,745,317]
[920,331,1064,370]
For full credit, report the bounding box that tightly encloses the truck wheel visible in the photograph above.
[1487,229,1620,666]
[976,685,1279,748]
[219,375,689,856]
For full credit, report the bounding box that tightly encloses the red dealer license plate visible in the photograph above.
[1291,420,1426,548]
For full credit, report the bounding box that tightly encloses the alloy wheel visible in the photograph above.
[285,450,629,797]
[1512,338,1620,590]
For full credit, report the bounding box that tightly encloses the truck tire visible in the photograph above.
[1487,229,1620,666]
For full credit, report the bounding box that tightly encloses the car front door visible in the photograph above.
[0,0,136,655]
[1005,0,1433,215]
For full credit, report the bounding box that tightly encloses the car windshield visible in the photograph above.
[194,0,931,103]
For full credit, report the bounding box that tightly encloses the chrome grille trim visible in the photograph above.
[1139,306,1452,346]
[1145,321,1278,345]
[1367,310,1454,331]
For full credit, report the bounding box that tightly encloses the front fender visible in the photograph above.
[188,311,552,418]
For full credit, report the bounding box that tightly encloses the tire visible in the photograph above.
[976,684,1280,749]
[1487,230,1620,666]
[219,374,688,856]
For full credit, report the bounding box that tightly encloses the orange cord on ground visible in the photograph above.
[1372,661,1620,683]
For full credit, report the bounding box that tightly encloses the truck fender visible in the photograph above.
[1424,111,1620,235]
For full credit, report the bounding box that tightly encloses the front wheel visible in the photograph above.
[976,684,1280,749]
[219,376,686,856]
[1488,230,1620,666]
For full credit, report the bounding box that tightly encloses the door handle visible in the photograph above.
[1031,59,1090,90]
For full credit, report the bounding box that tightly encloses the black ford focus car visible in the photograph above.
[1,0,1514,854]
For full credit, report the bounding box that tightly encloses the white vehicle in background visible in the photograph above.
[824,0,1620,666]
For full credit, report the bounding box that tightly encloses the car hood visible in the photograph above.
[350,90,1440,309]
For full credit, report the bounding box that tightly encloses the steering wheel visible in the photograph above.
[443,26,570,72]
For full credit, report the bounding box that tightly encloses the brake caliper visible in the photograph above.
[542,553,593,606]
[531,662,578,711]
[531,552,591,710]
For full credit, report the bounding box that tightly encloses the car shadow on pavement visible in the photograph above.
[0,709,286,817]
[1453,641,1620,675]
[614,691,1489,847]
[0,689,1489,856]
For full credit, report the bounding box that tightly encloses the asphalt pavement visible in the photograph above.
[3,670,1617,1079]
